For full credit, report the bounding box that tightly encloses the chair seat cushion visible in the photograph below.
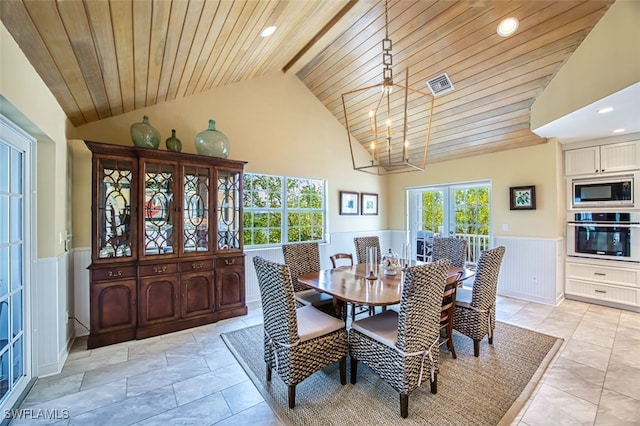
[296,305,345,342]
[455,286,472,308]
[351,310,398,348]
[295,289,333,306]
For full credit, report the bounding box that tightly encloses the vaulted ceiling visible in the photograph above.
[1,0,613,163]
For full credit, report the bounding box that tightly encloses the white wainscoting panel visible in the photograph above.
[73,248,91,337]
[494,236,564,306]
[33,252,71,377]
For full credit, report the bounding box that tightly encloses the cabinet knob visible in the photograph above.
[108,270,122,277]
[153,265,167,273]
[225,258,235,265]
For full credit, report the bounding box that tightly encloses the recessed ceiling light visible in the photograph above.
[261,26,276,37]
[598,107,614,114]
[497,17,519,37]
[613,128,626,134]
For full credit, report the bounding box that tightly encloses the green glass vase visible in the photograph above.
[165,129,182,152]
[130,115,160,149]
[195,119,230,158]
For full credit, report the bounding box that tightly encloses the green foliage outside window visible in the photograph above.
[421,187,490,236]
[243,173,325,247]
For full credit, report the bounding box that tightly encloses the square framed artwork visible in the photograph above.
[361,192,378,215]
[510,185,536,210]
[339,191,359,215]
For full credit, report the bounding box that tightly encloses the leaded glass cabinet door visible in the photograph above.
[141,160,177,258]
[216,169,242,251]
[182,164,211,255]
[94,156,137,263]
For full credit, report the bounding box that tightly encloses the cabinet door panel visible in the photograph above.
[181,272,214,317]
[600,141,640,173]
[139,276,180,325]
[93,155,137,263]
[216,266,245,309]
[141,160,177,259]
[183,164,212,255]
[91,279,137,333]
[565,147,599,175]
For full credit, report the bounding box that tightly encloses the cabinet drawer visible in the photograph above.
[180,260,214,273]
[566,279,639,306]
[139,263,178,277]
[92,266,137,281]
[215,256,244,268]
[565,262,638,287]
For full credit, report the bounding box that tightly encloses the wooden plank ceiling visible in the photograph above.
[1,0,613,164]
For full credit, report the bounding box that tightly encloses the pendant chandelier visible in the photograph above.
[341,0,435,175]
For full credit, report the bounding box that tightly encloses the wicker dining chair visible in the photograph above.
[282,242,333,308]
[453,246,506,357]
[431,236,467,267]
[329,252,374,319]
[329,252,353,269]
[252,256,348,409]
[349,259,451,418]
[353,236,381,264]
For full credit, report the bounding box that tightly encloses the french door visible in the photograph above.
[408,181,491,265]
[0,115,32,411]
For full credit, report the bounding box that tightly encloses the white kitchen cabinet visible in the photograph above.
[565,258,640,311]
[565,140,640,176]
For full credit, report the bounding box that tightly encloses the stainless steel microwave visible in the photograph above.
[570,174,637,209]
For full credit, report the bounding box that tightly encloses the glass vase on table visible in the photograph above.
[365,246,378,280]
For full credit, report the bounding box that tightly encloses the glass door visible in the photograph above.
[0,116,32,410]
[216,169,242,251]
[409,181,491,265]
[142,161,176,258]
[182,165,211,254]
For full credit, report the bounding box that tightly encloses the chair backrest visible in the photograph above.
[470,246,506,310]
[441,270,463,323]
[282,242,321,292]
[330,253,354,269]
[354,236,381,264]
[396,259,451,353]
[252,256,299,344]
[432,236,467,267]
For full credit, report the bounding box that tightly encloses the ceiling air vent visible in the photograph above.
[426,73,454,97]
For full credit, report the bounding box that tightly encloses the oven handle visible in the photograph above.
[567,222,640,228]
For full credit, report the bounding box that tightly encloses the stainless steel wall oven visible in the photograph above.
[567,211,640,262]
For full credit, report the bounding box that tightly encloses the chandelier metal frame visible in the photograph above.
[341,0,435,175]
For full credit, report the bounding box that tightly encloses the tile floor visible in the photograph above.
[10,296,640,425]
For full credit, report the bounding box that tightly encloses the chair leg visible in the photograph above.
[473,340,480,357]
[430,372,438,394]
[350,356,358,384]
[266,362,272,382]
[446,323,457,359]
[489,335,494,345]
[400,393,409,418]
[339,356,346,385]
[288,385,296,409]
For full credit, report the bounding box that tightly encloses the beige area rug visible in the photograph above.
[221,322,562,425]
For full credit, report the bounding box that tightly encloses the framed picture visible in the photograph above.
[510,185,536,210]
[339,191,359,215]
[361,192,378,215]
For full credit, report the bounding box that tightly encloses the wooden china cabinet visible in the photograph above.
[85,141,247,348]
